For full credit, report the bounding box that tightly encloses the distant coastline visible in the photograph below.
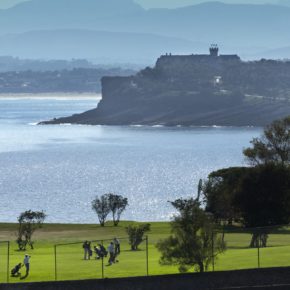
[0,93,101,100]
[40,48,290,127]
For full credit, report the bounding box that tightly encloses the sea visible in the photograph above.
[0,95,262,223]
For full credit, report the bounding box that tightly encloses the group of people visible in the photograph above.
[11,239,121,278]
[82,238,120,266]
[11,254,30,278]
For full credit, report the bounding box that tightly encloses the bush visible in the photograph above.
[157,199,226,273]
[126,224,150,251]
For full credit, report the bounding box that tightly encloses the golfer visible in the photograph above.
[23,254,30,276]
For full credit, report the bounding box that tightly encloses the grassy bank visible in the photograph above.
[1,222,290,283]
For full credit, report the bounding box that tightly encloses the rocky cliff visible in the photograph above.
[40,52,290,126]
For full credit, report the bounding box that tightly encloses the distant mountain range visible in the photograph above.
[0,29,205,63]
[278,0,290,6]
[1,0,290,62]
[252,46,290,60]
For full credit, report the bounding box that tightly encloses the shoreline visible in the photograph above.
[0,92,102,100]
[41,123,260,129]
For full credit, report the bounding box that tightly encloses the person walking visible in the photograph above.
[113,238,120,262]
[23,254,30,277]
[107,242,115,265]
[114,238,120,255]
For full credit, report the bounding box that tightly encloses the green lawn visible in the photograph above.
[1,222,290,283]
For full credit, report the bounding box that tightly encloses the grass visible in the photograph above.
[1,222,290,283]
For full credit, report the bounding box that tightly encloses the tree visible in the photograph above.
[107,193,128,226]
[196,179,203,202]
[241,116,290,247]
[202,167,247,224]
[234,163,290,247]
[17,210,46,250]
[243,116,290,165]
[202,117,290,248]
[91,195,111,227]
[203,164,290,248]
[157,199,226,273]
[126,223,150,251]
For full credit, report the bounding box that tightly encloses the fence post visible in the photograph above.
[54,245,57,281]
[101,240,104,279]
[257,232,260,269]
[145,236,149,276]
[212,231,215,272]
[7,241,10,283]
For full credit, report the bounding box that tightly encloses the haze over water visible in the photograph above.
[0,96,262,223]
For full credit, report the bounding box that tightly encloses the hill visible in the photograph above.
[0,29,204,63]
[40,49,290,126]
[254,46,290,60]
[1,1,290,60]
[0,0,143,34]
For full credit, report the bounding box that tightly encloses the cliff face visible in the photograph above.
[40,54,290,126]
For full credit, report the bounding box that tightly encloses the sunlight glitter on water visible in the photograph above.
[0,96,262,223]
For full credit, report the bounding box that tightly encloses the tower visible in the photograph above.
[209,44,219,57]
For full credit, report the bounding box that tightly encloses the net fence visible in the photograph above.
[215,225,290,271]
[0,241,9,283]
[54,237,148,281]
[3,225,290,283]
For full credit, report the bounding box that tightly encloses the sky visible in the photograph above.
[0,0,24,9]
[0,0,284,9]
[0,0,290,9]
[137,0,280,9]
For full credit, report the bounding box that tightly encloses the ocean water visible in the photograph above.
[0,95,262,223]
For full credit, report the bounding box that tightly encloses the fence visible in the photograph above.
[213,225,290,272]
[52,226,290,280]
[54,237,148,281]
[2,225,290,283]
[0,241,10,283]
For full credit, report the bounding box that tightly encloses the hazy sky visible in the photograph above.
[0,0,24,9]
[137,0,278,9]
[0,0,282,9]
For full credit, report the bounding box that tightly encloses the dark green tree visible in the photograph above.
[17,210,46,250]
[242,116,290,246]
[126,223,150,251]
[202,167,247,224]
[91,195,111,227]
[107,193,128,226]
[196,179,203,202]
[203,117,290,247]
[157,199,226,273]
[234,163,290,247]
[243,116,290,165]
